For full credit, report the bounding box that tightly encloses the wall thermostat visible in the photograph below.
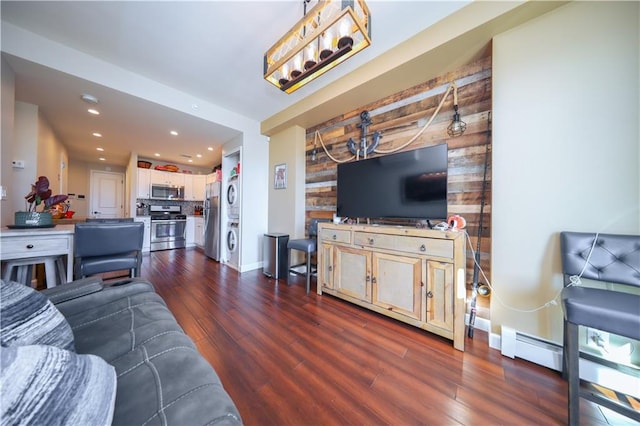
[12,160,25,169]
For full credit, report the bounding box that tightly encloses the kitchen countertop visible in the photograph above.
[1,223,75,236]
[52,218,88,225]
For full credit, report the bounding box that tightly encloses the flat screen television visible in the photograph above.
[336,143,448,220]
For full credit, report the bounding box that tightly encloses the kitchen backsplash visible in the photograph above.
[136,199,204,216]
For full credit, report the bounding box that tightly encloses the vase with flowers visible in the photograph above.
[14,176,68,227]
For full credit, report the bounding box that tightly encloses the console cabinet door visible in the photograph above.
[372,252,422,321]
[318,243,334,290]
[334,246,370,302]
[426,260,454,332]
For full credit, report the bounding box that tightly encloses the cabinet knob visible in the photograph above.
[26,244,34,249]
[371,277,377,284]
[419,244,426,252]
[328,265,333,271]
[366,275,371,282]
[368,238,374,245]
[332,234,337,240]
[427,290,434,298]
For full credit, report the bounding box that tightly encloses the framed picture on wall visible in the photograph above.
[274,163,287,189]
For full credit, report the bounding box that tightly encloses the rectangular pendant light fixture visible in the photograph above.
[264,0,371,94]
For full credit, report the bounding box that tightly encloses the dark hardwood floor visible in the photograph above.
[137,248,626,426]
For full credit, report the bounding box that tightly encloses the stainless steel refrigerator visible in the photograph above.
[204,182,221,261]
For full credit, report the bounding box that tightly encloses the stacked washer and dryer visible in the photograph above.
[225,172,240,269]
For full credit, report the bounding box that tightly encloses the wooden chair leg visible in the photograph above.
[566,321,580,426]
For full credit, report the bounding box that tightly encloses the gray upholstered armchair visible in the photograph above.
[560,231,640,424]
[73,221,144,280]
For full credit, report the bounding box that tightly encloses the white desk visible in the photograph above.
[0,225,74,286]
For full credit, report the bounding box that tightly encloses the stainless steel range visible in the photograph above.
[149,205,187,251]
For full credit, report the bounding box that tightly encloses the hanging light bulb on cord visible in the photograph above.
[447,83,467,137]
[311,139,318,161]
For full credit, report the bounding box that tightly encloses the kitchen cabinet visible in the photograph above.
[186,217,195,248]
[205,173,218,185]
[134,217,151,252]
[150,169,185,187]
[184,175,206,201]
[137,168,151,199]
[194,217,204,247]
[317,223,466,351]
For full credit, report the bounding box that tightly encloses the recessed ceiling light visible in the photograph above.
[196,154,202,158]
[170,130,178,136]
[88,108,100,115]
[81,94,99,104]
[188,159,193,163]
[207,147,213,151]
[93,132,102,137]
[154,153,160,157]
[97,147,104,151]
[99,157,106,161]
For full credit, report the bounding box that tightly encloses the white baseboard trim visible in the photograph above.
[499,326,639,399]
[239,261,262,273]
[464,313,491,333]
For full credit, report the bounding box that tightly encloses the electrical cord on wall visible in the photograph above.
[567,232,599,287]
[460,203,639,313]
[462,230,601,313]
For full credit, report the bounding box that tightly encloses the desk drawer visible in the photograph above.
[1,236,71,258]
[319,228,351,244]
[354,231,453,259]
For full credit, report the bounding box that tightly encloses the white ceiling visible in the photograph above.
[0,1,468,168]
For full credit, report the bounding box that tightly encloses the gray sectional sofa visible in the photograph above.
[0,277,242,425]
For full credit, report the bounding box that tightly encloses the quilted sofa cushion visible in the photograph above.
[60,282,241,425]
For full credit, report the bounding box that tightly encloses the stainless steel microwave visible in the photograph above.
[151,184,184,200]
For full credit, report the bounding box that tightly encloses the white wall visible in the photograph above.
[239,130,269,272]
[1,57,16,226]
[12,102,39,214]
[492,1,639,343]
[36,110,68,196]
[268,126,306,236]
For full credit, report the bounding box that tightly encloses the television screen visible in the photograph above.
[336,143,448,220]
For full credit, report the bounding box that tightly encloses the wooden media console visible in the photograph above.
[317,223,467,351]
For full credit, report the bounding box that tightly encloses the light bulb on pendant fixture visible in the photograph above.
[311,140,317,161]
[447,83,467,137]
[320,30,333,60]
[291,54,303,79]
[304,44,317,70]
[337,18,353,49]
[279,64,290,86]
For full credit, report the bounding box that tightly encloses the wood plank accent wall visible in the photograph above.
[305,56,492,317]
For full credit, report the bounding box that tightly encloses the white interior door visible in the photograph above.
[90,170,124,218]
